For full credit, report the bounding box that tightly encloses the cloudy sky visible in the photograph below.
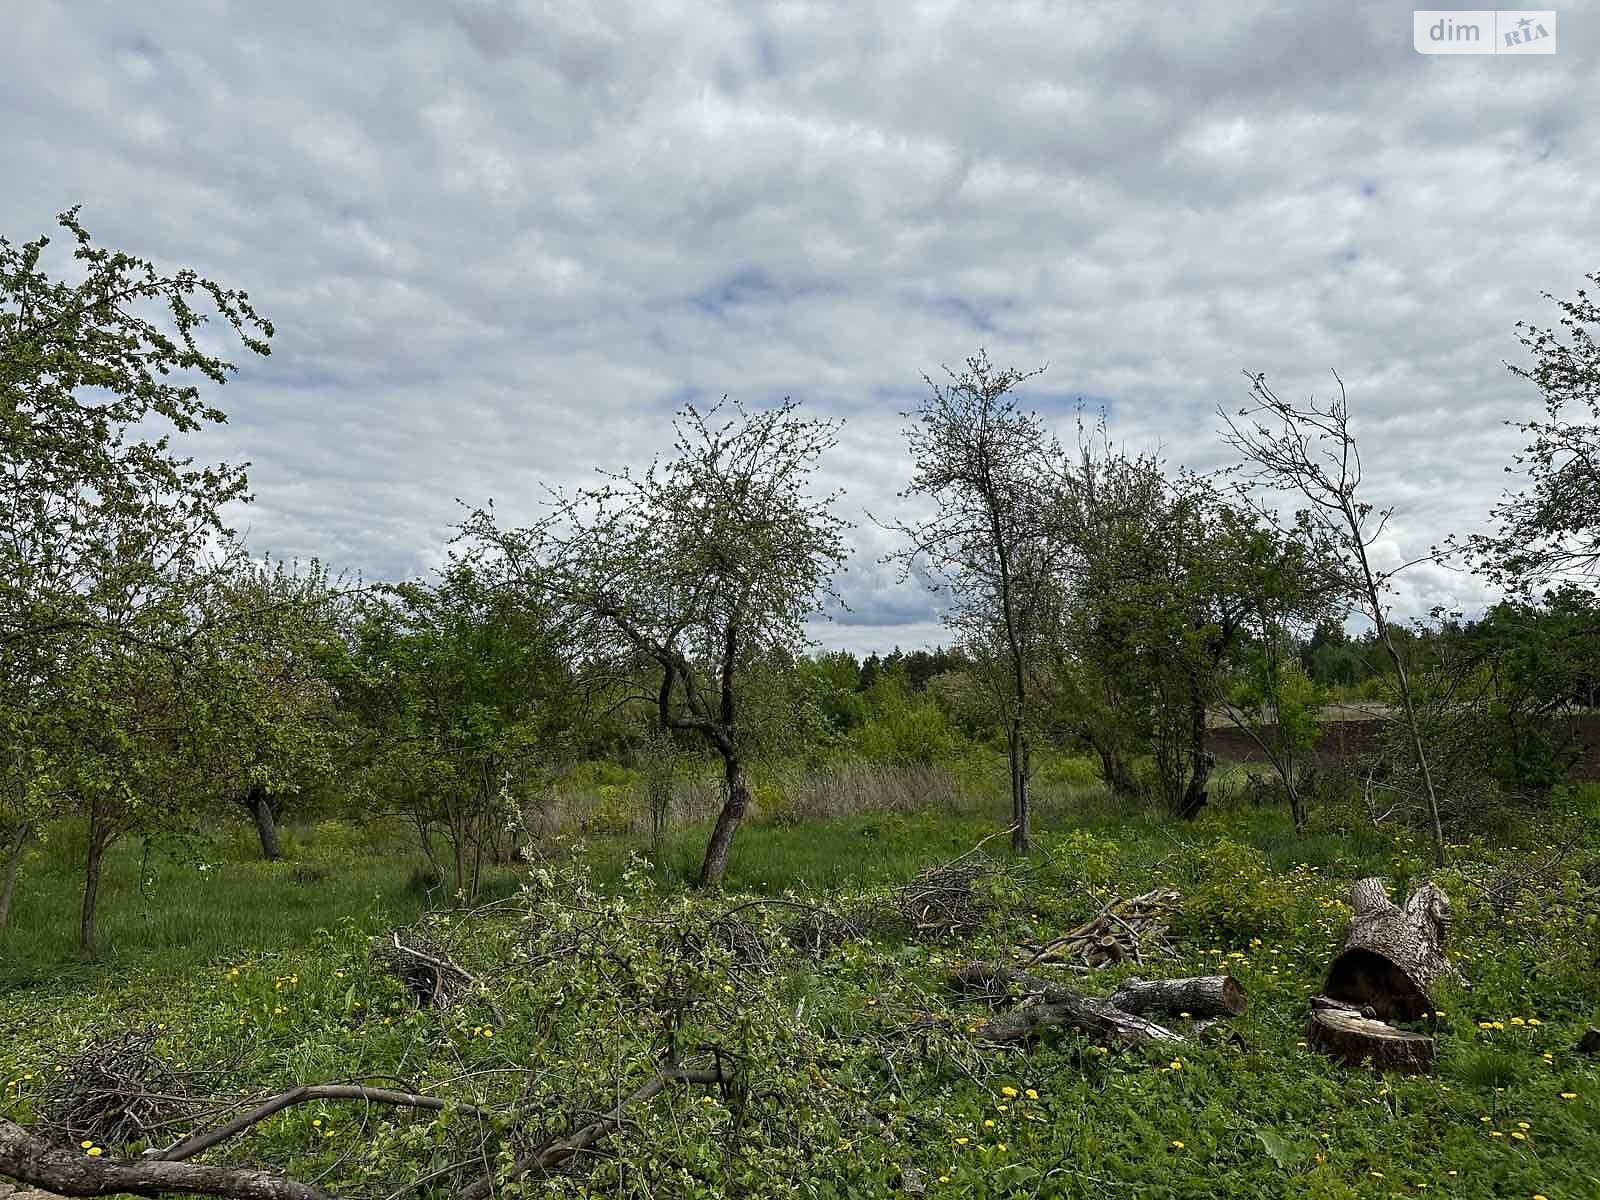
[5,1,1595,651]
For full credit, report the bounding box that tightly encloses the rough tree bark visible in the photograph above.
[1306,877,1457,1073]
[0,1119,330,1200]
[1322,877,1454,1022]
[80,815,108,957]
[697,756,751,889]
[1109,975,1248,1019]
[952,963,1246,1047]
[243,785,282,862]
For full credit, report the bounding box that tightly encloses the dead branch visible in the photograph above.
[150,1085,494,1163]
[0,1119,332,1200]
[373,932,504,1025]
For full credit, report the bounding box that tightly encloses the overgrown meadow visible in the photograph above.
[5,770,1598,1200]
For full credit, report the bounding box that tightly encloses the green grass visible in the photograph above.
[2,779,1599,1199]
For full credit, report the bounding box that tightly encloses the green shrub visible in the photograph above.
[1172,838,1298,943]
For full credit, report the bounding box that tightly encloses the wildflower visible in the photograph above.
[1000,1086,1018,1098]
[1169,1060,1183,1070]
[1517,1122,1530,1129]
[1510,1017,1525,1026]
[1480,1116,1492,1123]
[955,1137,969,1145]
[324,1130,334,1139]
[313,1120,322,1128]
[1488,1130,1504,1138]
[1528,1018,1542,1027]
[1559,1093,1577,1100]
[1025,1088,1038,1100]
[995,1143,1006,1153]
[86,1147,103,1157]
[1511,1131,1527,1141]
[1170,1140,1184,1149]
[983,1119,995,1128]
[81,1141,93,1149]
[1370,1171,1383,1178]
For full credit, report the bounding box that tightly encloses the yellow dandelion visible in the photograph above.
[1025,1088,1038,1100]
[1169,1060,1183,1070]
[1170,1140,1184,1149]
[1560,1093,1577,1100]
[81,1141,93,1148]
[1511,1131,1527,1141]
[1000,1086,1018,1097]
[955,1136,969,1145]
[86,1147,103,1157]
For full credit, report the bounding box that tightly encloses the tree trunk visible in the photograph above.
[1305,877,1458,1073]
[245,785,282,861]
[1109,974,1248,1019]
[1009,721,1031,854]
[0,823,28,930]
[950,963,1198,1047]
[1321,877,1456,1022]
[0,1117,332,1200]
[696,756,751,888]
[81,826,105,957]
[1091,737,1138,798]
[1177,691,1212,820]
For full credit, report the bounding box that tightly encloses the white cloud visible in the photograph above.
[3,0,1595,651]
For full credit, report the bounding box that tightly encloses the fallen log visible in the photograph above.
[1305,877,1461,1073]
[1109,975,1247,1019]
[0,1119,330,1200]
[951,962,1244,1048]
[1322,877,1454,1022]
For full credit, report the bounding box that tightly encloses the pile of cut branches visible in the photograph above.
[1022,887,1181,969]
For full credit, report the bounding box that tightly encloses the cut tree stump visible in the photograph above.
[1306,1001,1435,1073]
[1578,1028,1600,1055]
[1306,877,1461,1073]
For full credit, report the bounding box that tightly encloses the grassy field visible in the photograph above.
[3,772,1599,1199]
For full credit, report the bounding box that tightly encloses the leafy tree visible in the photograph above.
[880,351,1059,853]
[0,208,272,950]
[1476,272,1600,589]
[1056,431,1342,821]
[345,560,571,902]
[463,398,849,887]
[206,557,351,860]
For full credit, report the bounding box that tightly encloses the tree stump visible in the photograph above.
[1306,878,1459,1073]
[1306,1001,1435,1073]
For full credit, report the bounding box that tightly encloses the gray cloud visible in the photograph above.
[4,0,1595,650]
